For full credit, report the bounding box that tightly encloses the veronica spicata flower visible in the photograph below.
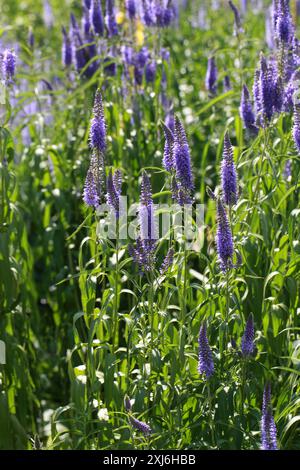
[198,322,214,379]
[172,116,194,205]
[129,173,157,273]
[129,416,152,435]
[161,121,175,172]
[160,247,174,275]
[241,314,255,357]
[229,1,243,34]
[274,0,293,45]
[90,0,105,36]
[216,199,234,272]
[205,57,217,95]
[1,49,17,83]
[293,104,300,153]
[106,169,122,218]
[105,0,118,37]
[221,132,238,206]
[83,90,107,207]
[62,27,73,67]
[125,0,136,19]
[240,84,257,133]
[90,89,106,153]
[261,384,277,450]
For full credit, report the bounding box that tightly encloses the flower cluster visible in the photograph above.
[106,169,122,218]
[242,0,299,127]
[198,322,214,379]
[261,384,277,450]
[124,395,152,436]
[129,416,152,435]
[129,172,157,273]
[205,56,217,95]
[61,1,176,82]
[216,199,234,272]
[0,49,17,84]
[221,132,238,206]
[240,84,257,134]
[141,0,176,28]
[83,89,106,208]
[241,314,255,357]
[162,116,194,205]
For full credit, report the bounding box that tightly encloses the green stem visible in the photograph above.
[207,381,216,448]
[179,244,188,364]
[225,270,230,351]
[112,227,119,354]
[248,128,269,228]
[241,360,246,420]
[148,273,155,408]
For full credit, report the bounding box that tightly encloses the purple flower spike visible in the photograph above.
[107,169,122,218]
[83,167,100,207]
[173,117,194,205]
[198,322,214,379]
[165,111,175,134]
[70,13,82,43]
[284,79,295,112]
[139,173,156,240]
[28,29,35,49]
[136,47,149,68]
[90,90,106,154]
[205,57,218,95]
[130,173,157,274]
[223,74,231,92]
[129,416,152,436]
[253,69,262,119]
[126,0,136,19]
[140,172,153,207]
[161,121,175,172]
[90,0,104,36]
[82,5,91,38]
[261,384,277,450]
[293,104,300,153]
[124,395,132,412]
[229,0,242,33]
[134,65,143,86]
[83,150,105,208]
[160,247,174,275]
[113,169,122,194]
[70,14,90,74]
[106,0,118,37]
[145,60,157,83]
[240,84,257,133]
[62,27,73,67]
[259,53,275,123]
[216,199,234,272]
[2,49,17,83]
[142,0,154,26]
[163,2,174,27]
[275,0,293,45]
[241,314,255,357]
[83,91,106,207]
[272,74,283,113]
[221,132,238,206]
